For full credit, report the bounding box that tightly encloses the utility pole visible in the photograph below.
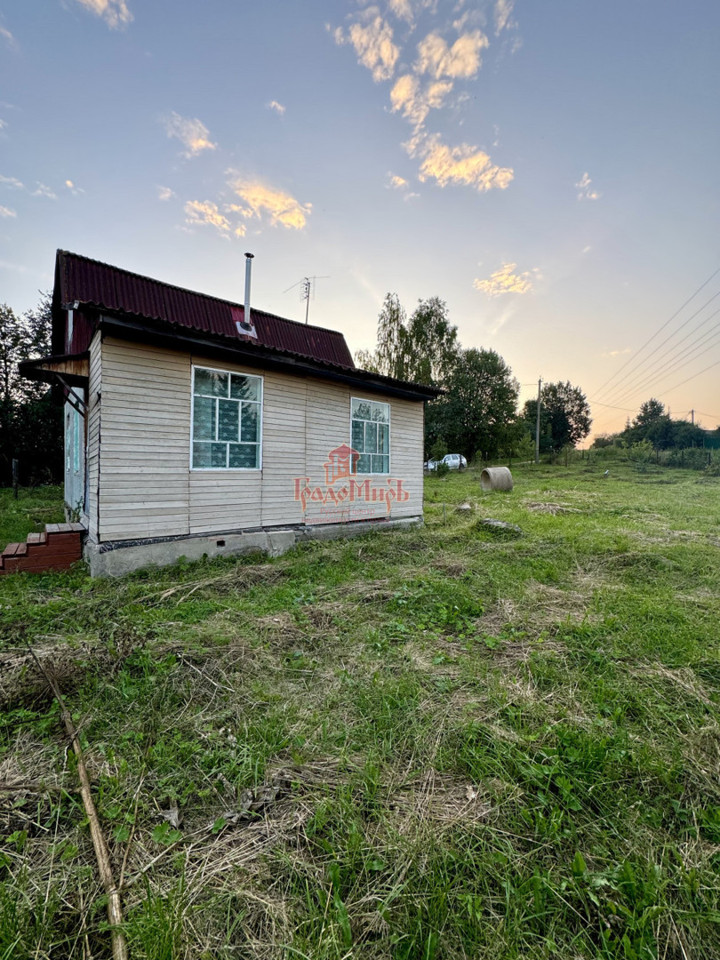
[284,275,330,325]
[535,377,542,464]
[302,278,311,324]
[691,409,695,425]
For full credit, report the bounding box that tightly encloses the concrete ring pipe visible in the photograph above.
[480,466,513,492]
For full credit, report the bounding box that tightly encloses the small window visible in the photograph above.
[192,366,262,469]
[351,397,390,474]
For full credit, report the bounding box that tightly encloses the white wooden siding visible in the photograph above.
[94,338,424,542]
[98,338,190,540]
[86,332,102,540]
[261,371,307,527]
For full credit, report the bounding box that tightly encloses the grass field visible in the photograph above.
[0,486,65,553]
[1,462,719,959]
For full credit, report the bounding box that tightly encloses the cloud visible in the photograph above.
[576,171,600,201]
[415,30,488,80]
[74,0,133,29]
[32,183,57,199]
[0,25,17,48]
[333,5,516,201]
[582,245,592,254]
[601,347,631,358]
[0,205,17,218]
[164,112,217,158]
[473,262,536,297]
[388,0,414,22]
[227,176,311,230]
[0,174,56,199]
[0,174,23,189]
[157,186,175,201]
[494,0,515,35]
[65,179,85,195]
[267,100,286,115]
[184,200,234,237]
[410,134,514,192]
[390,74,453,128]
[386,172,419,200]
[334,12,399,82]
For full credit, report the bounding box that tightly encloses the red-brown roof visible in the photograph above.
[54,250,355,369]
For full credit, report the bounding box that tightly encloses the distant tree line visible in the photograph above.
[592,398,720,453]
[357,293,592,462]
[0,295,62,486]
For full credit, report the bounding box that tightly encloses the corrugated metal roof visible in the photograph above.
[55,250,355,369]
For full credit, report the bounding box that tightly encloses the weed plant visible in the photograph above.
[0,462,719,958]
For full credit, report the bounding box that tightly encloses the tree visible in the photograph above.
[428,348,519,461]
[522,381,591,455]
[622,399,707,451]
[403,296,460,386]
[355,293,459,387]
[0,295,62,486]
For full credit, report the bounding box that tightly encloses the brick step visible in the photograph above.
[0,523,85,575]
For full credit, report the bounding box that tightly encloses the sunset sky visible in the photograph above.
[1,0,719,440]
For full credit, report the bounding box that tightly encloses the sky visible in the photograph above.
[1,0,719,441]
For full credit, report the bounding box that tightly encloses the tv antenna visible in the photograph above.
[283,275,330,324]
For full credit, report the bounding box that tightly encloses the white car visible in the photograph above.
[425,453,467,471]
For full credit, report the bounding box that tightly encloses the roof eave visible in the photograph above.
[98,314,440,401]
[19,352,90,387]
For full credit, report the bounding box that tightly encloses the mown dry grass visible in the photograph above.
[1,460,720,958]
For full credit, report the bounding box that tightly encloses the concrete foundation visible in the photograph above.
[84,516,423,577]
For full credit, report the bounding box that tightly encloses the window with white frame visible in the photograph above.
[192,366,262,469]
[351,397,390,474]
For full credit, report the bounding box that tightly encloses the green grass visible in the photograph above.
[1,462,719,958]
[0,486,65,552]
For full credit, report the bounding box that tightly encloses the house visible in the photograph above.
[19,250,438,576]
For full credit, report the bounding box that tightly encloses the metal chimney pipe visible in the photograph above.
[244,252,254,330]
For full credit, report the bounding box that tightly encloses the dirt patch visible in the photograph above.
[0,636,138,709]
[524,580,593,623]
[429,558,468,578]
[477,598,517,638]
[388,768,491,832]
[254,611,304,649]
[524,501,580,515]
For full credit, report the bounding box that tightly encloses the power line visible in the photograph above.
[662,357,720,397]
[607,321,720,408]
[604,304,720,404]
[592,265,720,402]
[587,398,637,413]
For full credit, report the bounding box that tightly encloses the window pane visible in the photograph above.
[194,368,228,398]
[352,399,372,421]
[218,399,239,442]
[372,454,389,474]
[229,443,258,468]
[357,453,372,474]
[351,419,364,451]
[193,442,213,468]
[364,421,378,454]
[231,374,260,401]
[378,423,389,454]
[371,402,389,423]
[193,396,216,440]
[211,443,227,468]
[241,403,259,442]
